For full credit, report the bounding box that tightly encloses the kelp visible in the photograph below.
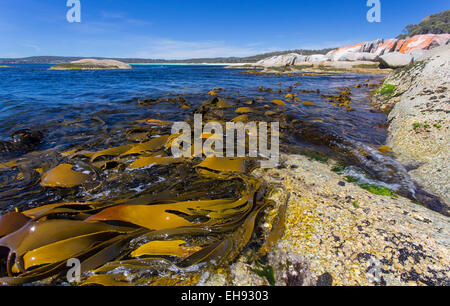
[19,231,120,271]
[0,89,302,286]
[128,157,184,169]
[235,107,253,114]
[302,101,316,106]
[272,100,286,106]
[40,164,91,188]
[86,204,196,230]
[0,219,134,276]
[195,157,246,173]
[130,240,202,258]
[0,211,29,238]
[90,145,133,162]
[121,135,170,156]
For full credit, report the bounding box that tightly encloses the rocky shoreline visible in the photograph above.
[204,44,450,286]
[230,34,449,74]
[0,41,447,287]
[203,153,449,286]
[372,44,449,207]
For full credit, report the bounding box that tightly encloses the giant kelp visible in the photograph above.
[0,149,271,285]
[0,99,284,285]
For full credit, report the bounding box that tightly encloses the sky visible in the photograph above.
[0,0,448,59]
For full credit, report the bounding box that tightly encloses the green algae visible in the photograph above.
[304,151,329,163]
[331,163,347,173]
[252,262,276,286]
[377,84,397,97]
[344,176,359,183]
[359,184,398,198]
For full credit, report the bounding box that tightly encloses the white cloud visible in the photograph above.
[297,40,359,50]
[100,11,152,26]
[134,39,278,59]
[22,43,41,53]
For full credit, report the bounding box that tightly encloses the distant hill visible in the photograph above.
[398,10,450,39]
[0,48,335,64]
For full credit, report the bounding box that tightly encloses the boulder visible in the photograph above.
[326,34,450,61]
[337,52,378,62]
[399,34,450,54]
[335,52,359,61]
[50,59,132,70]
[379,52,413,69]
[256,53,306,67]
[293,55,309,65]
[306,54,328,62]
[326,42,365,61]
[362,39,384,53]
[411,51,427,61]
[375,39,398,56]
[357,52,378,61]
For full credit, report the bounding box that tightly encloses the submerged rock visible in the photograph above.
[0,129,43,155]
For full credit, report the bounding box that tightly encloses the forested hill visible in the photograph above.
[398,9,450,39]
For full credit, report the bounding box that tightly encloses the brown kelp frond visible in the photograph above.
[0,89,301,286]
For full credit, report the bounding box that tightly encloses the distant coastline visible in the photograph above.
[129,63,249,66]
[0,49,334,65]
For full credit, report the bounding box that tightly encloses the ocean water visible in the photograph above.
[0,64,387,147]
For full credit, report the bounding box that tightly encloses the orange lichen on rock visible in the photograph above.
[399,34,450,53]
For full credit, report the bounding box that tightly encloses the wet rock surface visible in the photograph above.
[0,129,43,156]
[205,154,449,286]
[373,44,449,207]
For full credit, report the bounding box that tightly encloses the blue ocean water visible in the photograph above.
[0,64,387,147]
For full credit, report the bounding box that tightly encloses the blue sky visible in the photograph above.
[0,0,448,59]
